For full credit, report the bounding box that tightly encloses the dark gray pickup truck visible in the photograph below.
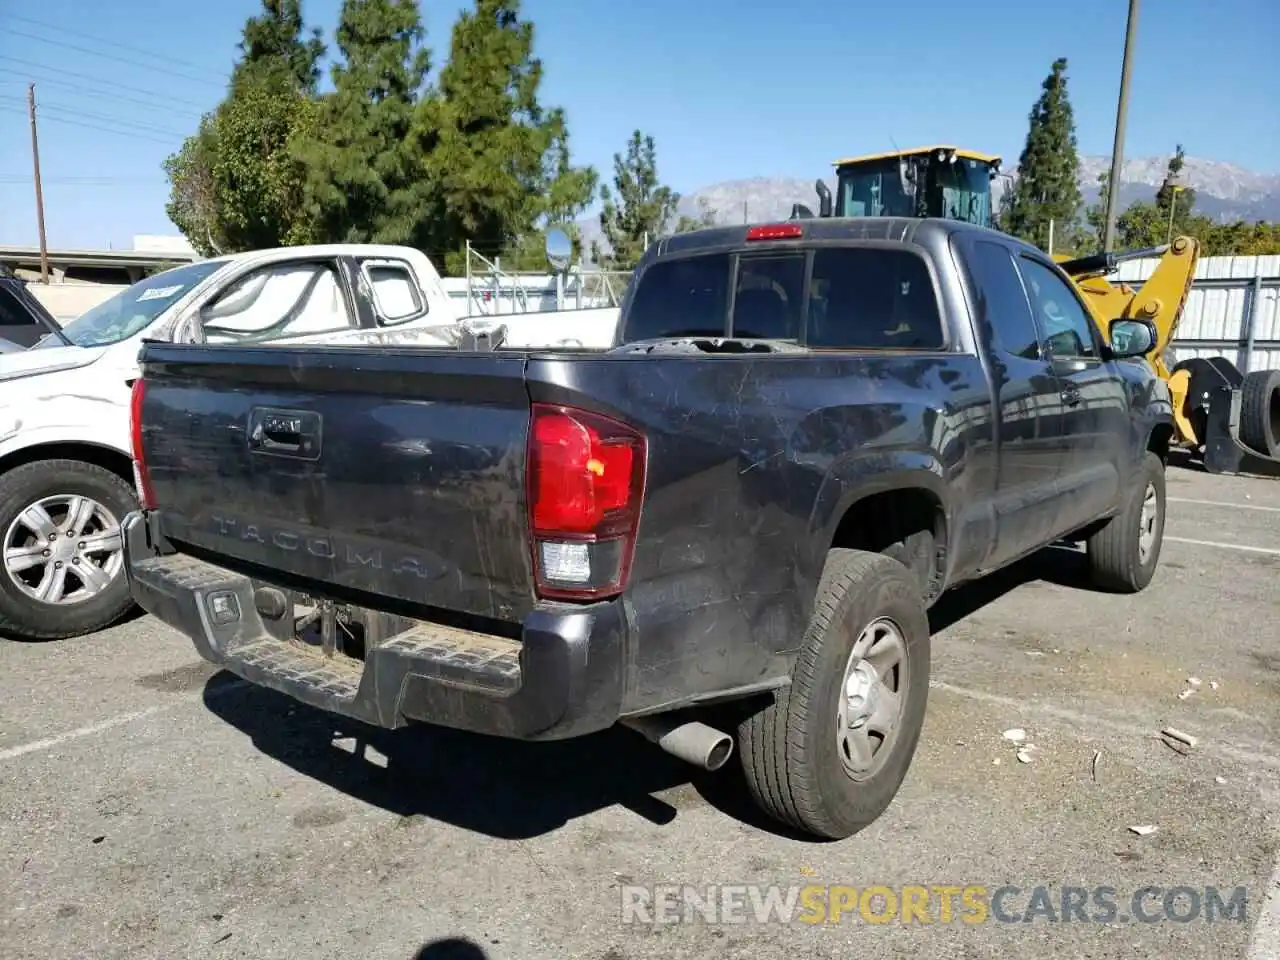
[123,217,1172,839]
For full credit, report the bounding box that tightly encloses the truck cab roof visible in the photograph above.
[645,216,1034,263]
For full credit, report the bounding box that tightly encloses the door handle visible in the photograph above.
[247,408,322,459]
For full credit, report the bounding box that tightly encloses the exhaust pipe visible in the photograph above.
[621,715,734,771]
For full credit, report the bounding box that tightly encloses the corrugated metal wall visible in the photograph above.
[1112,255,1280,373]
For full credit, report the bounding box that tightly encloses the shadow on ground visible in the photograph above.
[411,938,490,959]
[202,545,1101,841]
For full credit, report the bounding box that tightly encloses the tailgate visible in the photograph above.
[136,344,535,621]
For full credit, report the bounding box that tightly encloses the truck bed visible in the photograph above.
[133,339,984,720]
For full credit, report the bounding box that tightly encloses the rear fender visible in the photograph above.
[805,448,948,584]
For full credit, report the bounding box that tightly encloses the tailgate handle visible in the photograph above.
[248,408,322,459]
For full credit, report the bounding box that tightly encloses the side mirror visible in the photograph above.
[545,226,573,274]
[1107,318,1157,359]
[789,203,814,220]
[815,179,833,218]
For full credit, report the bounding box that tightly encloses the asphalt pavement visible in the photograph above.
[1,463,1278,960]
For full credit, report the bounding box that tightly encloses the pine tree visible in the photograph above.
[416,0,596,269]
[232,0,326,93]
[294,0,432,244]
[594,130,682,270]
[1002,58,1084,252]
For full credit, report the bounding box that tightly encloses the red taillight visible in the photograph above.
[129,378,156,510]
[745,223,803,241]
[526,403,646,600]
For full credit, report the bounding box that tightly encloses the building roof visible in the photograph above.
[0,244,200,271]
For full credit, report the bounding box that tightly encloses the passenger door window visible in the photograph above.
[199,261,355,344]
[1017,257,1098,360]
[360,259,427,326]
[963,241,1044,360]
[807,247,943,349]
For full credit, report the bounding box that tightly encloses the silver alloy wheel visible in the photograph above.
[1137,482,1159,565]
[3,494,124,605]
[836,616,908,780]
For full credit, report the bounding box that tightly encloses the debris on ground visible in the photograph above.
[1016,745,1041,764]
[1091,750,1102,782]
[1161,727,1198,750]
[1210,680,1220,690]
[1129,825,1158,837]
[1187,677,1202,687]
[1215,776,1228,785]
[1002,728,1027,743]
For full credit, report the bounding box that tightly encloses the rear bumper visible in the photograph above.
[122,511,627,740]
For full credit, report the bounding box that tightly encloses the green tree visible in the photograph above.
[163,0,326,253]
[594,130,682,270]
[1002,57,1085,253]
[232,0,326,92]
[294,0,432,245]
[417,0,597,273]
[163,116,223,256]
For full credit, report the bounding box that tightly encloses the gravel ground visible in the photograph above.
[1,465,1278,960]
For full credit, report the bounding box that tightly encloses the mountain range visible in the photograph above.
[575,155,1280,260]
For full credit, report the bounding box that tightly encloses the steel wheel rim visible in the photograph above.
[1137,482,1159,565]
[836,616,907,781]
[3,494,124,606]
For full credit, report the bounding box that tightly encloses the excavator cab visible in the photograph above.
[794,146,1002,228]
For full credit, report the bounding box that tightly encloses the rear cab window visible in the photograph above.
[621,243,944,350]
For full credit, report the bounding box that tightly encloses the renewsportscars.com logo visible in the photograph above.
[620,884,1250,926]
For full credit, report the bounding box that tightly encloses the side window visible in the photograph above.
[1017,257,1098,359]
[363,261,426,326]
[807,247,943,349]
[200,261,354,344]
[964,241,1043,360]
[731,254,805,340]
[0,287,47,347]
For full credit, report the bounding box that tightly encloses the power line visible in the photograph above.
[0,175,162,185]
[7,28,227,88]
[0,95,188,139]
[1,13,232,80]
[0,74,205,122]
[0,107,179,148]
[0,59,214,110]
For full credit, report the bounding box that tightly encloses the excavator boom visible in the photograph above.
[1061,235,1200,381]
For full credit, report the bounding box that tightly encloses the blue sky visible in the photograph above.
[0,0,1276,249]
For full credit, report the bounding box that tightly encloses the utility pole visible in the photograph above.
[27,83,50,283]
[1102,0,1139,253]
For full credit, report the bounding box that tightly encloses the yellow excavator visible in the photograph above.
[790,145,1280,474]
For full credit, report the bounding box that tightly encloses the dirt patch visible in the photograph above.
[135,661,219,694]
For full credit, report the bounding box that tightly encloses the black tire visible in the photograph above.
[738,549,930,840]
[0,459,138,641]
[1239,369,1280,457]
[1085,451,1166,593]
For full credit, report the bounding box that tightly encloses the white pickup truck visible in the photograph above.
[0,242,620,641]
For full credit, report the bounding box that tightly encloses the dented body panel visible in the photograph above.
[124,218,1172,739]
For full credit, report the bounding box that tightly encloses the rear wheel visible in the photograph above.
[1084,451,1166,593]
[738,549,930,839]
[0,459,136,641]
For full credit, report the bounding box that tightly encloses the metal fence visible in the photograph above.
[441,268,632,316]
[1112,254,1280,373]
